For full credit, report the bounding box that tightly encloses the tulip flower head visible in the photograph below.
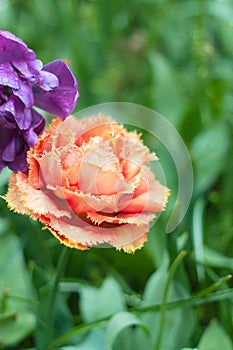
[5,115,169,253]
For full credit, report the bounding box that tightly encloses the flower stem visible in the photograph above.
[36,246,69,350]
[154,251,187,350]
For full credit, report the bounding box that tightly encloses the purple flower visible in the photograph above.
[0,30,79,172]
[0,104,45,172]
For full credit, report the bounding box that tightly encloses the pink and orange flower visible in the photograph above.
[4,115,169,253]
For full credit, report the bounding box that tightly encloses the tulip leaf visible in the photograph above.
[0,167,11,194]
[60,329,110,350]
[0,234,36,347]
[191,123,230,194]
[142,263,196,349]
[80,276,125,323]
[199,246,233,270]
[149,51,186,128]
[106,311,148,348]
[198,319,233,350]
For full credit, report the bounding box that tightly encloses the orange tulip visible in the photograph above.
[5,115,169,253]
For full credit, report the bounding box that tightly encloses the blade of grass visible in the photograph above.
[37,247,69,350]
[195,274,232,297]
[154,251,187,350]
[192,197,206,281]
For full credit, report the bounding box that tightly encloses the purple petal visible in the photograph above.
[22,109,45,147]
[0,161,5,172]
[8,145,28,172]
[0,30,25,46]
[2,132,16,161]
[22,128,38,148]
[0,128,15,151]
[34,60,79,120]
[29,59,43,72]
[43,60,78,88]
[12,59,42,79]
[12,97,32,130]
[35,70,59,91]
[0,30,36,64]
[0,115,15,129]
[13,80,34,108]
[0,99,15,118]
[0,62,19,88]
[31,108,46,135]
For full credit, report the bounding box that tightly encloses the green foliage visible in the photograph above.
[0,234,35,348]
[191,123,230,194]
[198,319,233,350]
[79,277,126,323]
[106,311,148,348]
[0,0,233,349]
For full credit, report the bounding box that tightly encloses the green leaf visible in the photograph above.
[50,288,233,349]
[191,123,230,194]
[0,312,17,339]
[192,197,205,281]
[113,326,153,350]
[61,329,110,350]
[0,234,36,347]
[198,319,233,350]
[80,276,125,323]
[0,167,11,194]
[106,311,148,348]
[207,1,233,22]
[0,218,9,238]
[149,51,186,128]
[142,264,195,350]
[201,246,233,270]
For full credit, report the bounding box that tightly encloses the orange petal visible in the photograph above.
[44,213,149,252]
[121,167,169,213]
[38,152,63,188]
[4,173,70,219]
[55,186,120,214]
[74,115,121,146]
[110,224,149,253]
[39,213,118,247]
[87,211,156,226]
[77,138,132,196]
[33,118,62,156]
[112,137,157,181]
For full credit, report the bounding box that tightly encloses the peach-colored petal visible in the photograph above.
[121,167,169,213]
[112,137,157,181]
[40,214,117,247]
[4,173,29,215]
[33,118,61,155]
[73,115,122,146]
[27,154,41,189]
[86,211,156,226]
[4,173,70,219]
[46,226,89,250]
[52,115,115,147]
[111,224,149,253]
[27,118,63,189]
[53,186,120,214]
[43,213,149,252]
[76,138,132,196]
[39,152,63,188]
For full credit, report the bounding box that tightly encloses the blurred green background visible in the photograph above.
[0,0,233,349]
